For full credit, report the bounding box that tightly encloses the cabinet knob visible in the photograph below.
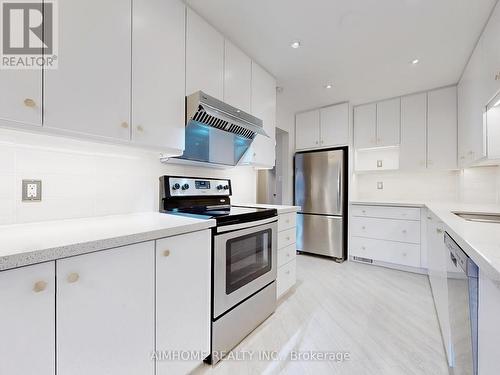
[427,216,432,220]
[361,226,366,230]
[287,253,291,257]
[315,141,319,145]
[121,122,129,129]
[286,236,290,241]
[253,152,257,157]
[320,140,324,144]
[33,280,47,293]
[402,252,407,257]
[362,210,366,214]
[136,125,144,132]
[163,249,170,257]
[436,228,443,234]
[361,246,366,250]
[402,229,407,234]
[24,98,36,108]
[285,270,290,275]
[67,273,79,283]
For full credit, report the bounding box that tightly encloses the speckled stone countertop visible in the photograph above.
[233,203,301,214]
[0,212,215,271]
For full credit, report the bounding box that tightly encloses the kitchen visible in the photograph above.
[0,0,499,374]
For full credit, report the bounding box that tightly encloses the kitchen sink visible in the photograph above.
[453,212,500,224]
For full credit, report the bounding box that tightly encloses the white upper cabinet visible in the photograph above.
[57,242,155,375]
[44,0,131,141]
[354,103,376,149]
[320,103,349,147]
[246,62,276,168]
[400,93,427,170]
[0,70,42,126]
[186,8,224,99]
[224,40,252,112]
[0,262,55,375]
[481,1,500,105]
[296,109,320,150]
[131,0,185,154]
[376,98,400,146]
[427,87,457,170]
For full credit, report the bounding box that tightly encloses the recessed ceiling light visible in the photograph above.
[324,84,333,89]
[290,41,301,49]
[411,58,420,65]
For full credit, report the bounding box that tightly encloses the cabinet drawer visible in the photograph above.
[350,236,421,268]
[351,217,421,244]
[278,212,296,232]
[278,244,297,268]
[278,228,296,249]
[352,205,420,221]
[277,258,296,298]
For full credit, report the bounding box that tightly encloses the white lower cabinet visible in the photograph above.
[56,242,155,375]
[0,262,55,375]
[276,212,297,298]
[350,204,423,270]
[156,230,211,375]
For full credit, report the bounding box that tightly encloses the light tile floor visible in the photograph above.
[194,255,449,375]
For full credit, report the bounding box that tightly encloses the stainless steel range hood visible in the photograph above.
[173,91,268,166]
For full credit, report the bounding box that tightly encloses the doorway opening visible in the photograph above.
[256,127,289,205]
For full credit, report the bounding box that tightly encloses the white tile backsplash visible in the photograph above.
[0,128,257,225]
[353,166,500,204]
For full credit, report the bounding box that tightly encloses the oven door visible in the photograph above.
[213,220,277,319]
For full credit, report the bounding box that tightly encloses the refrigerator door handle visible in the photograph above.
[337,166,341,210]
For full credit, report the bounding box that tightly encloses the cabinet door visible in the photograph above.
[0,70,42,126]
[156,230,211,375]
[44,0,131,140]
[186,8,224,99]
[427,87,457,170]
[248,62,276,167]
[376,98,400,146]
[0,262,55,375]
[353,103,376,148]
[320,103,349,147]
[131,0,185,154]
[400,93,427,170]
[481,1,500,104]
[224,40,251,113]
[57,242,155,375]
[295,110,320,150]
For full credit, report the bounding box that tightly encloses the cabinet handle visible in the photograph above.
[361,226,366,230]
[402,252,407,257]
[362,210,366,214]
[163,249,171,257]
[33,280,47,293]
[67,273,79,283]
[136,125,144,132]
[402,229,407,234]
[436,228,443,234]
[427,216,432,220]
[121,122,129,129]
[24,98,36,108]
[286,236,290,241]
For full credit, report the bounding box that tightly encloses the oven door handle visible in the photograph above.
[217,217,278,233]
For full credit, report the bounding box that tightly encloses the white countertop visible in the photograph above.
[350,199,500,281]
[0,212,215,271]
[233,203,301,214]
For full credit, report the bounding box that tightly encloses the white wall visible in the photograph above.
[0,128,257,225]
[352,166,500,204]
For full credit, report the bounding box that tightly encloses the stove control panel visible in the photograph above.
[166,177,231,197]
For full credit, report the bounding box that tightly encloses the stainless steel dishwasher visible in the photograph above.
[444,233,478,375]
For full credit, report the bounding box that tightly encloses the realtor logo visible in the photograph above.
[1,0,58,69]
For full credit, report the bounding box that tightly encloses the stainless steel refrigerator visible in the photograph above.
[294,148,346,260]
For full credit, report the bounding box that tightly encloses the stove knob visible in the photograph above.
[172,183,180,190]
[217,185,224,190]
[181,183,190,190]
[224,185,229,190]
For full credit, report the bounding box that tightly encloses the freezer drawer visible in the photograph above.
[296,214,344,259]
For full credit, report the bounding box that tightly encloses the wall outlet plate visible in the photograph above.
[22,180,42,201]
[377,181,384,190]
[377,160,383,168]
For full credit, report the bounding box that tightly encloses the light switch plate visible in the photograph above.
[377,181,384,190]
[22,179,42,201]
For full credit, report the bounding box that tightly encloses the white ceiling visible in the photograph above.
[186,0,497,112]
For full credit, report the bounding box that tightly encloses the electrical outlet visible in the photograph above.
[377,160,383,168]
[22,180,42,201]
[377,181,384,190]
